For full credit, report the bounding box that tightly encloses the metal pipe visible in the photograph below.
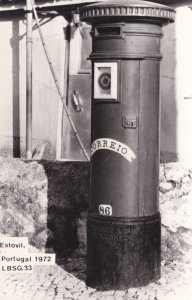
[26,0,33,159]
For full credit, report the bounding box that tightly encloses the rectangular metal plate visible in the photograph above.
[122,116,137,128]
[94,62,118,101]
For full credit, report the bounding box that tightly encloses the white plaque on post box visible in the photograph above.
[94,62,118,101]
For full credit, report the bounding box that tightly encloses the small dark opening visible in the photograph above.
[95,26,121,36]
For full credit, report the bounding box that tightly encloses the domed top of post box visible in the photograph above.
[80,0,175,25]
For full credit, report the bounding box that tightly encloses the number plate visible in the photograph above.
[99,205,112,216]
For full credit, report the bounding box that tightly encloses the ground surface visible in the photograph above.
[0,251,192,300]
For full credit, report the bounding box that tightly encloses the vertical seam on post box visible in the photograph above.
[137,59,141,217]
[138,59,145,217]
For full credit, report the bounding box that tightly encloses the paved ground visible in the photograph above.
[1,253,192,300]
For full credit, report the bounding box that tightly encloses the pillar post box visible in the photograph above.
[80,0,175,290]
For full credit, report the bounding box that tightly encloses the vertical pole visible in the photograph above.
[61,19,72,158]
[26,0,33,159]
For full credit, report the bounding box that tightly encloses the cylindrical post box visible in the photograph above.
[80,0,175,290]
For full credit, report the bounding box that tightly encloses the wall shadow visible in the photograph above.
[160,19,177,162]
[38,161,89,259]
[39,160,89,281]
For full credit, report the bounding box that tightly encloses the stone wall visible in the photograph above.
[0,158,89,255]
[160,163,192,262]
[0,157,192,262]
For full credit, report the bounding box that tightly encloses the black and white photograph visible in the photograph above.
[0,0,192,299]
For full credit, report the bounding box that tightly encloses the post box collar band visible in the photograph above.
[88,212,161,225]
[80,0,175,24]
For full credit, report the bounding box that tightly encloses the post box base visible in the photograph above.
[86,213,161,290]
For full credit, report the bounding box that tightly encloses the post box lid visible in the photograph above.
[80,0,175,24]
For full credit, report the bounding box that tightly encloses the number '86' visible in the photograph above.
[99,205,112,216]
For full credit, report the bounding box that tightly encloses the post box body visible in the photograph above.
[80,0,175,290]
[91,24,161,218]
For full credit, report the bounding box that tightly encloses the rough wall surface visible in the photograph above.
[0,158,89,255]
[160,163,192,262]
[0,157,192,263]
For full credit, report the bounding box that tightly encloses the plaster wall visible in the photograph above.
[161,6,192,161]
[0,15,66,158]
